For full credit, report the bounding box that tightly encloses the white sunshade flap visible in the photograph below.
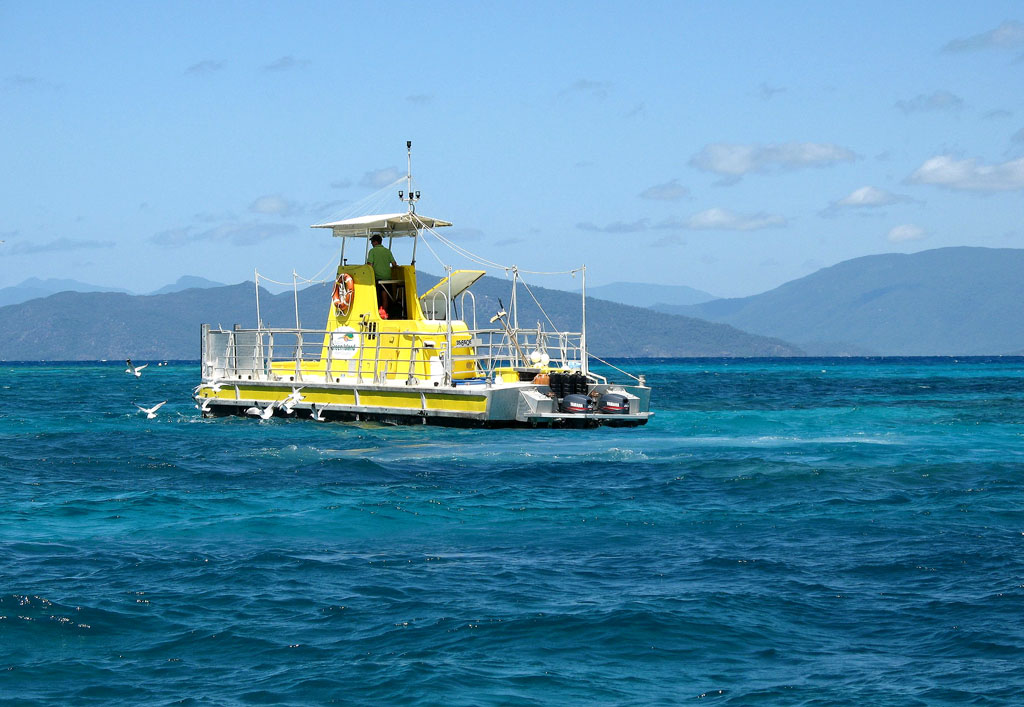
[419,270,486,319]
[311,212,453,238]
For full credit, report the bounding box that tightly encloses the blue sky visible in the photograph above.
[2,2,1023,297]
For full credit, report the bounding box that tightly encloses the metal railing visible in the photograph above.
[420,290,592,378]
[200,322,601,386]
[463,328,586,372]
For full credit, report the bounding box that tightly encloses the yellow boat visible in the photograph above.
[194,144,652,427]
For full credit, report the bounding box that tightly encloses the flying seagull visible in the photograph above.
[136,401,167,419]
[280,387,305,414]
[125,359,148,377]
[310,403,325,422]
[245,403,275,420]
[195,398,212,414]
[193,380,224,394]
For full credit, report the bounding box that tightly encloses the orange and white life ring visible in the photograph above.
[332,273,354,317]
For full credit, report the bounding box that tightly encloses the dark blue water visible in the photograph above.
[3,358,1024,705]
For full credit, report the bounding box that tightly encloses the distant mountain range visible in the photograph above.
[658,247,1024,355]
[427,272,795,358]
[582,281,718,308]
[6,245,1023,359]
[0,275,225,307]
[0,273,799,361]
[0,277,130,307]
[148,276,226,295]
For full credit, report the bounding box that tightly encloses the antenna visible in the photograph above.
[399,140,419,213]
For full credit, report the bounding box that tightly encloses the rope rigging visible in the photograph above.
[412,213,582,277]
[249,191,640,381]
[316,175,408,227]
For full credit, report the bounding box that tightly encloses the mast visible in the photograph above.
[254,268,262,328]
[407,141,413,213]
[581,264,588,376]
[398,140,420,215]
[292,270,300,329]
[511,267,519,330]
[399,140,422,264]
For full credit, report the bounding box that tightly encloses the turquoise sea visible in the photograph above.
[2,358,1024,705]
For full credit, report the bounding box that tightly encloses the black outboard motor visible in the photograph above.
[597,392,630,414]
[560,393,594,414]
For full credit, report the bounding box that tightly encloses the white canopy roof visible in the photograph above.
[311,212,452,238]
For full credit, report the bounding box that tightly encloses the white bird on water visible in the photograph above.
[136,401,167,419]
[125,359,148,377]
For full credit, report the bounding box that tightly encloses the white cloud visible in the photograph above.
[579,207,787,233]
[5,74,40,88]
[639,179,689,201]
[759,83,786,101]
[185,60,224,75]
[577,219,649,233]
[680,208,787,231]
[895,90,964,114]
[152,222,297,247]
[450,227,484,242]
[495,237,526,246]
[942,20,1024,52]
[360,167,402,189]
[192,210,235,223]
[888,224,926,243]
[652,233,685,247]
[908,154,1024,191]
[217,223,296,244]
[249,195,293,216]
[624,103,645,118]
[309,199,348,216]
[835,186,912,208]
[3,74,60,92]
[262,56,310,72]
[559,79,612,99]
[689,142,856,176]
[6,237,115,255]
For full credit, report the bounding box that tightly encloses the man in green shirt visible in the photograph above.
[367,234,398,315]
[367,234,397,281]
